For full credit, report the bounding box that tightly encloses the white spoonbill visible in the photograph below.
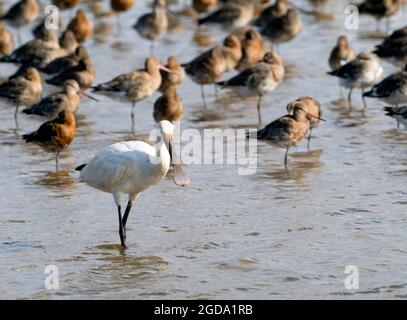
[75,121,190,248]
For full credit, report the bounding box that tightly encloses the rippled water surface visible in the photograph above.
[1,0,407,299]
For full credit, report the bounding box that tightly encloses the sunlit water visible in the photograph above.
[1,0,407,299]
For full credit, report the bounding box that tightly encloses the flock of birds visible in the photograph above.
[0,0,406,248]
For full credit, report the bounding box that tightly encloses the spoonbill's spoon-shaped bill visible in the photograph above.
[168,137,190,187]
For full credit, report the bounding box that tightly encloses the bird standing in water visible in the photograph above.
[217,50,285,126]
[327,52,383,110]
[182,35,241,107]
[254,104,312,166]
[286,97,324,148]
[0,67,42,127]
[133,0,168,55]
[22,111,77,171]
[76,121,190,248]
[92,57,172,130]
[111,0,135,34]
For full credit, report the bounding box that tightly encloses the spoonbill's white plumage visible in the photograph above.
[76,121,189,248]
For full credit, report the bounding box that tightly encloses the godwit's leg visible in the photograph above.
[284,147,289,167]
[307,129,313,150]
[55,151,60,172]
[386,18,391,33]
[14,105,19,129]
[131,101,136,131]
[347,88,353,111]
[214,84,219,98]
[362,88,368,109]
[17,28,22,46]
[201,85,207,108]
[396,104,400,129]
[117,205,127,248]
[257,94,263,126]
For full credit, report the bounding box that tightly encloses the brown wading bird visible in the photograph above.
[0,67,42,126]
[328,52,383,110]
[193,0,219,13]
[182,35,242,106]
[260,9,302,45]
[253,104,314,166]
[0,29,62,66]
[236,28,265,71]
[253,0,288,28]
[153,86,184,122]
[0,21,14,57]
[221,34,243,71]
[286,97,324,148]
[159,56,185,93]
[92,57,172,129]
[217,50,285,126]
[133,0,168,55]
[23,111,77,171]
[329,35,356,71]
[52,0,79,10]
[3,30,78,69]
[67,10,94,44]
[356,0,403,32]
[374,26,407,68]
[46,57,96,89]
[198,0,255,29]
[41,45,89,75]
[111,0,135,34]
[0,0,40,45]
[23,79,99,117]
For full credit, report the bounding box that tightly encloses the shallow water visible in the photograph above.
[1,0,407,299]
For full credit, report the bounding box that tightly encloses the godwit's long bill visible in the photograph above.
[76,120,190,248]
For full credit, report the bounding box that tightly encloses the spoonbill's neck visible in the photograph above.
[156,136,171,174]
